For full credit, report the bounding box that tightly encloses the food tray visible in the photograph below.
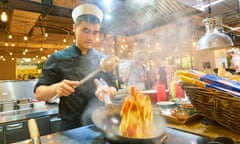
[161,113,201,124]
[160,107,201,124]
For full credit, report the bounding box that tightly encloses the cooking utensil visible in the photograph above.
[93,78,120,112]
[77,55,119,86]
[91,105,167,143]
[52,55,119,100]
[94,78,112,103]
[28,118,41,144]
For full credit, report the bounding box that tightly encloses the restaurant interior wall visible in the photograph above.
[192,50,215,72]
[0,57,16,80]
[214,49,228,68]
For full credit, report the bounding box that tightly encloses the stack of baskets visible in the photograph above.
[182,84,240,134]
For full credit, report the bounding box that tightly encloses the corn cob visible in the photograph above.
[179,75,205,87]
[175,70,199,80]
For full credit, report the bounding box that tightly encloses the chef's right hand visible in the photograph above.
[55,80,80,97]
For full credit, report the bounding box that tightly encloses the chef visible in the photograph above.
[34,3,117,130]
[227,48,240,73]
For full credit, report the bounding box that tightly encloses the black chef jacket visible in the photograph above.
[34,44,116,129]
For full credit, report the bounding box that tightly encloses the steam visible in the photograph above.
[128,16,195,69]
[81,98,103,125]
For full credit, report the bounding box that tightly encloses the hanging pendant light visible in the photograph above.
[196,0,233,50]
[1,11,8,22]
[197,17,233,50]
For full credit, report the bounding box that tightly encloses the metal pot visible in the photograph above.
[91,105,167,144]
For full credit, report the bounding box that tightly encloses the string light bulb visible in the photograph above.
[8,34,12,39]
[11,42,15,47]
[44,32,48,37]
[24,35,28,41]
[5,41,8,47]
[63,36,67,43]
[1,11,8,22]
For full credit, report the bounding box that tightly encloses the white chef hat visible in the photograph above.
[227,48,236,53]
[72,3,103,24]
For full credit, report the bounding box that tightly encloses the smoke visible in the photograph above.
[81,98,104,125]
[127,16,195,69]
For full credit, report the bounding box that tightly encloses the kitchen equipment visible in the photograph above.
[52,55,119,99]
[157,101,176,109]
[91,105,167,143]
[0,80,36,101]
[0,100,17,112]
[94,78,112,103]
[140,90,157,104]
[197,17,233,50]
[28,119,41,144]
[0,80,36,113]
[16,99,33,110]
[93,78,121,114]
[76,55,119,87]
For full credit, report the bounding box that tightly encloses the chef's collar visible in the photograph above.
[74,43,93,55]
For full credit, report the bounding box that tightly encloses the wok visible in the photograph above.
[91,104,167,144]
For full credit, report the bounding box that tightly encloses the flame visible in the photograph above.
[119,86,153,138]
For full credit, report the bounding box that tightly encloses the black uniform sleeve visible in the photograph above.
[34,54,62,92]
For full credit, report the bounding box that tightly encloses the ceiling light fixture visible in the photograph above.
[197,17,233,50]
[194,0,224,11]
[196,0,233,50]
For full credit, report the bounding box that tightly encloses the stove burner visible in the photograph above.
[0,99,33,113]
[16,99,34,110]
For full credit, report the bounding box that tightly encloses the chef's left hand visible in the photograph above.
[95,85,117,102]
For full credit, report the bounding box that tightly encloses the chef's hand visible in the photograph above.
[95,85,117,102]
[55,79,80,97]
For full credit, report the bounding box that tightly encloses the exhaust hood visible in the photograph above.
[197,17,234,50]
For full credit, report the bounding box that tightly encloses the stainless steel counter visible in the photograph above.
[14,124,212,144]
[0,103,59,144]
[0,104,58,124]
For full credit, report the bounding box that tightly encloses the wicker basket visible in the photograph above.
[182,85,240,134]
